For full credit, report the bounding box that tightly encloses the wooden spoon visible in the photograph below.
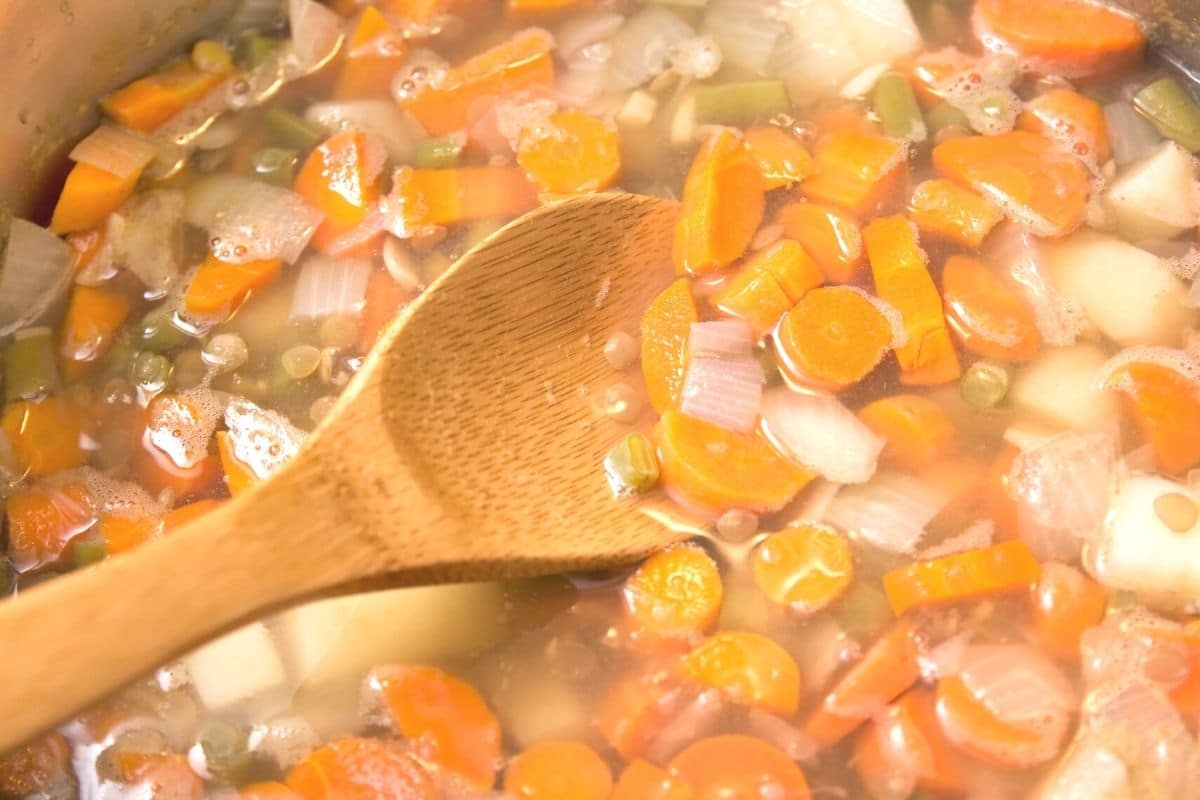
[0,191,690,752]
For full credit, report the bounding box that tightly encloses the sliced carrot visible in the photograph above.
[935,673,1063,768]
[102,59,227,133]
[504,740,612,800]
[641,279,698,413]
[389,166,538,232]
[58,285,134,382]
[941,254,1040,363]
[752,524,853,615]
[0,732,74,799]
[400,28,555,135]
[882,540,1042,616]
[985,445,1021,540]
[864,215,961,385]
[358,270,414,353]
[1017,88,1111,164]
[50,162,141,234]
[287,738,436,800]
[1,397,86,477]
[216,431,259,497]
[335,6,407,99]
[241,782,305,800]
[115,753,203,800]
[932,131,1091,238]
[184,252,283,317]
[907,48,975,109]
[802,619,922,748]
[775,286,894,391]
[674,129,765,276]
[295,131,383,253]
[908,179,1004,250]
[1031,563,1107,661]
[972,0,1145,78]
[163,498,225,532]
[1104,361,1200,474]
[681,631,803,715]
[857,394,956,472]
[99,514,162,555]
[516,110,621,193]
[623,544,723,641]
[744,126,814,191]
[597,672,688,760]
[612,759,694,800]
[801,132,906,217]
[854,689,967,798]
[668,735,810,799]
[371,664,502,789]
[5,482,94,574]
[654,410,814,514]
[775,202,864,284]
[712,240,823,337]
[136,425,222,501]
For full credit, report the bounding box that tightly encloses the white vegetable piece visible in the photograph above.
[1034,735,1131,800]
[835,0,923,66]
[823,471,947,554]
[492,670,591,749]
[1041,230,1193,346]
[759,388,884,484]
[1010,344,1116,431]
[1102,141,1200,241]
[183,622,292,719]
[772,0,865,105]
[0,219,75,336]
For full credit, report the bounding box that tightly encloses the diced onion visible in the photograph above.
[288,0,344,73]
[553,10,624,61]
[919,519,995,560]
[1104,101,1162,166]
[772,0,864,106]
[304,101,417,163]
[987,224,1087,347]
[605,8,694,92]
[290,256,373,322]
[759,389,883,484]
[689,320,755,358]
[184,173,323,264]
[959,644,1077,726]
[823,471,947,554]
[224,397,307,480]
[109,189,185,293]
[703,0,782,75]
[1036,735,1131,800]
[0,219,75,336]
[679,355,763,435]
[69,124,159,180]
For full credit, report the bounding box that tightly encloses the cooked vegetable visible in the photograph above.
[623,544,723,640]
[58,286,134,381]
[101,59,227,133]
[1133,77,1200,153]
[5,328,58,403]
[775,201,863,284]
[5,482,94,573]
[908,179,1003,250]
[516,110,620,194]
[1101,141,1200,240]
[854,689,967,798]
[1018,88,1110,165]
[386,165,539,234]
[1032,563,1107,661]
[1103,358,1200,475]
[604,433,660,496]
[668,735,810,798]
[713,240,823,336]
[185,253,283,316]
[883,540,1041,615]
[802,131,906,216]
[641,279,698,413]
[775,286,896,390]
[872,72,926,142]
[743,127,814,190]
[752,524,853,614]
[294,131,383,253]
[287,738,436,800]
[504,741,612,800]
[1010,343,1115,431]
[693,81,790,126]
[1,398,86,478]
[959,360,1010,409]
[334,6,406,100]
[681,631,803,714]
[858,394,956,471]
[611,760,692,800]
[942,254,1039,362]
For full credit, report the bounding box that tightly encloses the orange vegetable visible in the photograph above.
[612,760,694,800]
[751,524,853,615]
[932,131,1091,237]
[335,6,407,99]
[653,410,814,514]
[99,514,161,555]
[58,285,134,381]
[1017,88,1111,164]
[972,0,1145,78]
[50,162,141,234]
[681,631,803,715]
[184,252,283,316]
[1031,562,1107,661]
[241,782,305,800]
[941,254,1040,362]
[136,426,222,501]
[864,215,961,385]
[623,544,723,641]
[935,672,1064,768]
[854,689,967,798]
[400,28,555,135]
[1,397,86,477]
[507,0,594,15]
[775,202,864,284]
[744,126,814,190]
[0,732,74,799]
[858,394,956,471]
[668,735,810,799]
[358,270,414,353]
[802,619,922,747]
[712,240,824,337]
[882,540,1042,615]
[908,179,1004,249]
[383,0,456,22]
[115,753,203,800]
[673,129,765,276]
[163,498,225,532]
[102,59,227,133]
[5,482,94,574]
[775,286,895,391]
[216,431,259,497]
[801,132,906,216]
[907,48,975,109]
[389,166,539,232]
[641,279,698,413]
[1105,361,1200,474]
[812,102,882,137]
[287,738,436,800]
[67,228,108,276]
[504,741,612,800]
[371,664,502,789]
[295,131,383,253]
[986,445,1022,540]
[597,673,687,760]
[516,110,621,193]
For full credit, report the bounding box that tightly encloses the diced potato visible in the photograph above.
[835,0,923,66]
[1010,344,1116,431]
[1102,141,1200,241]
[183,622,292,720]
[1041,230,1193,346]
[492,670,590,750]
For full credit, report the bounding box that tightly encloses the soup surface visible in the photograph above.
[4,0,1200,797]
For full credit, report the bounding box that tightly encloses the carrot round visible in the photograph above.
[623,544,723,641]
[295,131,382,253]
[641,279,698,413]
[751,524,853,615]
[99,514,161,556]
[668,735,810,800]
[908,179,1004,250]
[59,285,134,382]
[653,410,813,514]
[857,394,956,471]
[287,738,436,800]
[241,782,305,800]
[611,759,693,800]
[775,286,894,391]
[50,162,141,234]
[941,254,1040,362]
[5,482,94,574]
[712,240,824,337]
[1,398,86,478]
[390,166,539,233]
[801,131,906,217]
[1105,361,1200,474]
[854,689,967,798]
[1017,88,1111,164]
[597,673,685,760]
[1031,563,1107,661]
[517,110,621,194]
[334,6,407,100]
[882,540,1042,616]
[681,631,803,715]
[775,202,864,284]
[673,129,765,276]
[504,740,612,800]
[184,253,283,317]
[744,126,814,191]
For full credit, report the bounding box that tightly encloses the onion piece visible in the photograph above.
[1033,733,1130,800]
[823,471,947,554]
[679,355,763,435]
[688,320,754,358]
[288,0,344,74]
[224,397,307,480]
[986,223,1087,347]
[0,219,75,336]
[184,173,323,265]
[703,0,783,75]
[290,256,373,322]
[553,10,624,61]
[759,389,883,485]
[69,124,158,180]
[919,519,994,560]
[109,189,185,294]
[304,100,417,163]
[772,0,864,106]
[958,644,1077,726]
[605,8,694,92]
[1103,101,1162,166]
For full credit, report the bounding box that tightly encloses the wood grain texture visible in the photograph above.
[0,191,685,752]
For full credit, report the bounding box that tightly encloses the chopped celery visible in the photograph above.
[1134,77,1200,152]
[192,39,234,75]
[4,328,57,403]
[693,81,790,126]
[234,32,279,72]
[264,107,325,152]
[960,360,1010,409]
[413,136,464,170]
[872,72,926,141]
[73,538,107,568]
[250,147,300,187]
[604,433,660,496]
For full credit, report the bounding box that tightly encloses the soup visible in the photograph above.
[3,0,1200,797]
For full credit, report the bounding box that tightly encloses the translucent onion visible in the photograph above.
[689,320,755,358]
[759,389,883,484]
[605,7,694,92]
[679,355,763,434]
[304,100,417,163]
[0,219,75,336]
[959,644,1078,726]
[184,173,323,264]
[771,0,864,106]
[1035,734,1131,800]
[288,0,344,74]
[69,124,159,180]
[1104,101,1162,166]
[1085,682,1200,797]
[703,0,783,75]
[553,9,624,61]
[987,223,1086,347]
[823,471,947,554]
[290,256,373,322]
[109,189,185,293]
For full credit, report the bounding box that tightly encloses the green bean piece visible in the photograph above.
[192,39,234,75]
[140,311,188,353]
[251,146,300,187]
[836,581,894,639]
[604,433,660,496]
[693,81,791,126]
[198,721,253,781]
[960,360,1010,409]
[265,107,325,152]
[1134,77,1200,152]
[73,538,107,568]
[872,72,926,141]
[234,32,280,72]
[413,136,465,170]
[4,328,58,403]
[924,101,971,134]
